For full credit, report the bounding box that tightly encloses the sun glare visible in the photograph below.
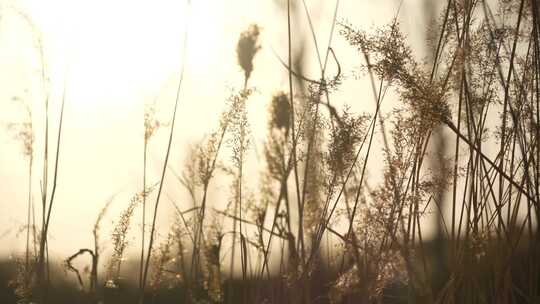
[7,0,233,106]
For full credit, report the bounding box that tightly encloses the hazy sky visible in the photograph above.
[0,0,432,258]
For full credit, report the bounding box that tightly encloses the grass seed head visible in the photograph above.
[237,24,261,86]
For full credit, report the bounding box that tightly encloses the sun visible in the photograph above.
[4,0,233,106]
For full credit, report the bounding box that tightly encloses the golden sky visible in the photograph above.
[0,0,432,258]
